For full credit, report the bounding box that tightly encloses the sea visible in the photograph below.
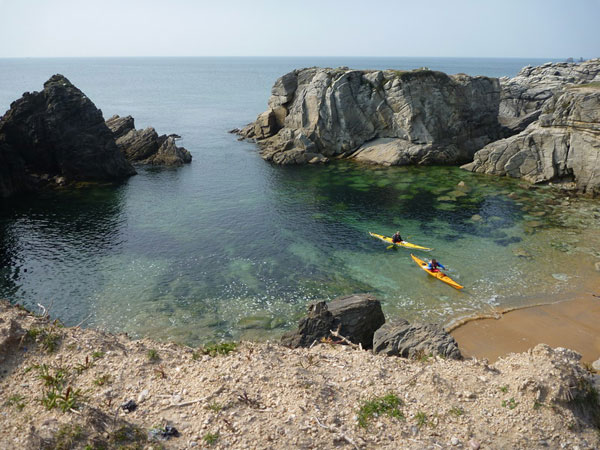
[1,57,599,345]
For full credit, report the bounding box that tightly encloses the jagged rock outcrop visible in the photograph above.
[499,59,600,133]
[462,86,600,196]
[281,294,385,349]
[105,115,192,166]
[238,68,502,165]
[0,74,136,198]
[372,320,462,359]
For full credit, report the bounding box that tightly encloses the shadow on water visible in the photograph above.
[0,185,127,320]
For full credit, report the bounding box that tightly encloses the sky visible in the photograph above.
[0,0,598,58]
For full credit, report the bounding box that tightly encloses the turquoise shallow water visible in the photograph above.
[1,57,599,345]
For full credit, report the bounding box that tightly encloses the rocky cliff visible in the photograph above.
[106,115,192,166]
[0,74,136,198]
[499,58,600,132]
[238,68,502,165]
[463,84,600,196]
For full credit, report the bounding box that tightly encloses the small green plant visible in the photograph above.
[533,401,544,410]
[499,385,509,393]
[413,350,433,363]
[203,432,219,445]
[41,331,61,353]
[147,349,160,362]
[199,341,238,357]
[91,351,105,359]
[93,374,111,386]
[37,364,68,389]
[42,386,83,412]
[25,327,62,353]
[502,398,518,410]
[414,411,428,428]
[357,393,404,429]
[26,327,43,340]
[448,406,464,417]
[74,356,94,374]
[205,402,223,412]
[5,394,26,411]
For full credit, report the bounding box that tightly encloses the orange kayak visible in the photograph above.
[410,254,464,290]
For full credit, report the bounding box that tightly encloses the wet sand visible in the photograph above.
[451,293,600,363]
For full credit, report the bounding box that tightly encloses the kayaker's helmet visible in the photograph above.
[431,259,437,264]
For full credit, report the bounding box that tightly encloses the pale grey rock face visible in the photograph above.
[239,68,502,165]
[499,58,600,122]
[372,320,462,360]
[463,87,600,195]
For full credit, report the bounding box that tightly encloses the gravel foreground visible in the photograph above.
[1,301,599,449]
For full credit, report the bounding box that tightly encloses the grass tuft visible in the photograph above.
[357,393,404,429]
[198,341,238,358]
[91,351,105,359]
[147,349,160,362]
[502,398,518,410]
[5,394,26,411]
[448,406,464,417]
[414,411,428,428]
[203,432,219,445]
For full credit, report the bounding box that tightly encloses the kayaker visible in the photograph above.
[427,258,446,273]
[392,231,403,243]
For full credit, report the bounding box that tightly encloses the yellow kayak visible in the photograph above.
[411,254,464,290]
[369,232,432,251]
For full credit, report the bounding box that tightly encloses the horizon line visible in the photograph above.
[0,55,583,60]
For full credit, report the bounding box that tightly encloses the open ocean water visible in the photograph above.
[1,57,599,345]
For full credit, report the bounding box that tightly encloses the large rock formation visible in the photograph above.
[463,85,600,196]
[105,115,192,166]
[499,59,600,132]
[238,68,502,165]
[0,74,136,198]
[372,320,462,359]
[281,294,385,349]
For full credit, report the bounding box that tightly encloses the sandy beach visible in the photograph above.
[451,292,600,364]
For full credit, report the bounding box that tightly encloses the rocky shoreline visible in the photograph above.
[236,59,600,195]
[1,300,599,449]
[0,75,191,199]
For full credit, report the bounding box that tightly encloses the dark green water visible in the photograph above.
[1,57,598,344]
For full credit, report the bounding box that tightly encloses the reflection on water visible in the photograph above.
[1,162,599,345]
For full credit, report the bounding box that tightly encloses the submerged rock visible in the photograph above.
[372,320,462,360]
[238,68,502,166]
[106,115,192,166]
[281,294,385,349]
[0,74,136,197]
